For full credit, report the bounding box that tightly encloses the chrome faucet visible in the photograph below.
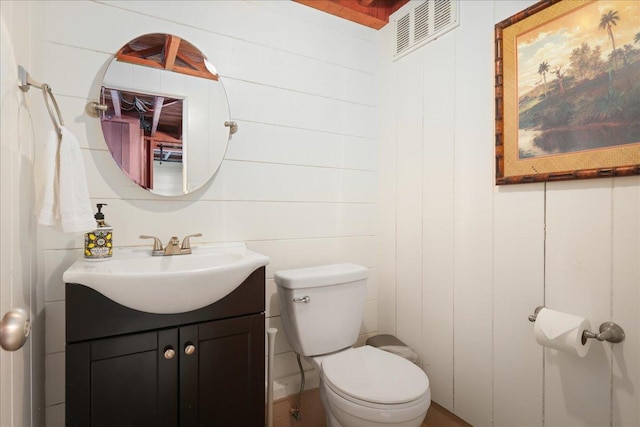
[139,233,202,256]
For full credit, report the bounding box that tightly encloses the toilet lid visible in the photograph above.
[322,346,429,405]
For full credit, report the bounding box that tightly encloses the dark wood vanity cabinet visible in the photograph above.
[66,267,265,427]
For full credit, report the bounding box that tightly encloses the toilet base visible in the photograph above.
[319,378,430,427]
[325,409,342,427]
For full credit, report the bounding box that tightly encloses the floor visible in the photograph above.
[273,389,472,427]
[422,402,472,427]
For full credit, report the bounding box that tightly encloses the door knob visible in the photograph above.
[184,344,196,355]
[0,308,31,351]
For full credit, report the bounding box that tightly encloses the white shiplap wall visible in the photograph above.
[37,1,379,425]
[20,0,639,426]
[0,1,44,426]
[378,1,640,427]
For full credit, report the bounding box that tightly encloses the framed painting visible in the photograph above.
[495,0,640,184]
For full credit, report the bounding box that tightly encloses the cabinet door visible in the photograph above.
[66,329,178,427]
[180,314,265,427]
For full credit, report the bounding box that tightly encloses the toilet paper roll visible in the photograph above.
[533,308,591,357]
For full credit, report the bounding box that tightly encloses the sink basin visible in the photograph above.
[63,242,269,314]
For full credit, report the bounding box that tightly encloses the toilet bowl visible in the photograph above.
[274,264,431,427]
[311,346,430,427]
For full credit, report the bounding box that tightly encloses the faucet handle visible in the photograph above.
[139,235,163,255]
[181,233,202,250]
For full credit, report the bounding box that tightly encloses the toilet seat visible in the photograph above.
[322,346,429,407]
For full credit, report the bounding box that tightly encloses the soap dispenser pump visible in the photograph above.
[84,203,113,261]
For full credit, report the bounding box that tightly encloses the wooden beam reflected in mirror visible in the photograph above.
[116,33,218,81]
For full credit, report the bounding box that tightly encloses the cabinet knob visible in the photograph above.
[164,347,176,360]
[184,344,196,355]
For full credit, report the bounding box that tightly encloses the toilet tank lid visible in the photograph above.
[274,263,368,289]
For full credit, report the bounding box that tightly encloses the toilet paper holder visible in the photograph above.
[528,306,625,344]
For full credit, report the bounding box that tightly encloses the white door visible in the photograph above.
[0,5,34,427]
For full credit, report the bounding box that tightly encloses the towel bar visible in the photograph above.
[18,65,64,138]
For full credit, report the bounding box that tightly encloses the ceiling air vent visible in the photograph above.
[392,0,459,61]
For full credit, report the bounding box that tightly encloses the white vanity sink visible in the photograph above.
[63,242,269,314]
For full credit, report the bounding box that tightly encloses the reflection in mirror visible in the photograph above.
[100,88,184,192]
[99,33,231,196]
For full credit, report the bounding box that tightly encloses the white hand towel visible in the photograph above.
[38,126,95,233]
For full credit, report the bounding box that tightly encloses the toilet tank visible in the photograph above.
[274,263,368,357]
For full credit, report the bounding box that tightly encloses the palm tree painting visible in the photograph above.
[599,10,620,70]
[515,0,639,159]
[538,61,550,98]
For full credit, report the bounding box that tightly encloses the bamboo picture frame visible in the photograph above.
[495,0,640,185]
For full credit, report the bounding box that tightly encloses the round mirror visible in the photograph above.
[99,33,231,196]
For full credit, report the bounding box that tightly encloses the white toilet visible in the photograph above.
[275,263,431,427]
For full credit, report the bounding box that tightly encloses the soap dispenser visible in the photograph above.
[84,203,113,261]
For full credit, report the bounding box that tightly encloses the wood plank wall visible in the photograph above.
[377,1,640,426]
[35,2,380,425]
